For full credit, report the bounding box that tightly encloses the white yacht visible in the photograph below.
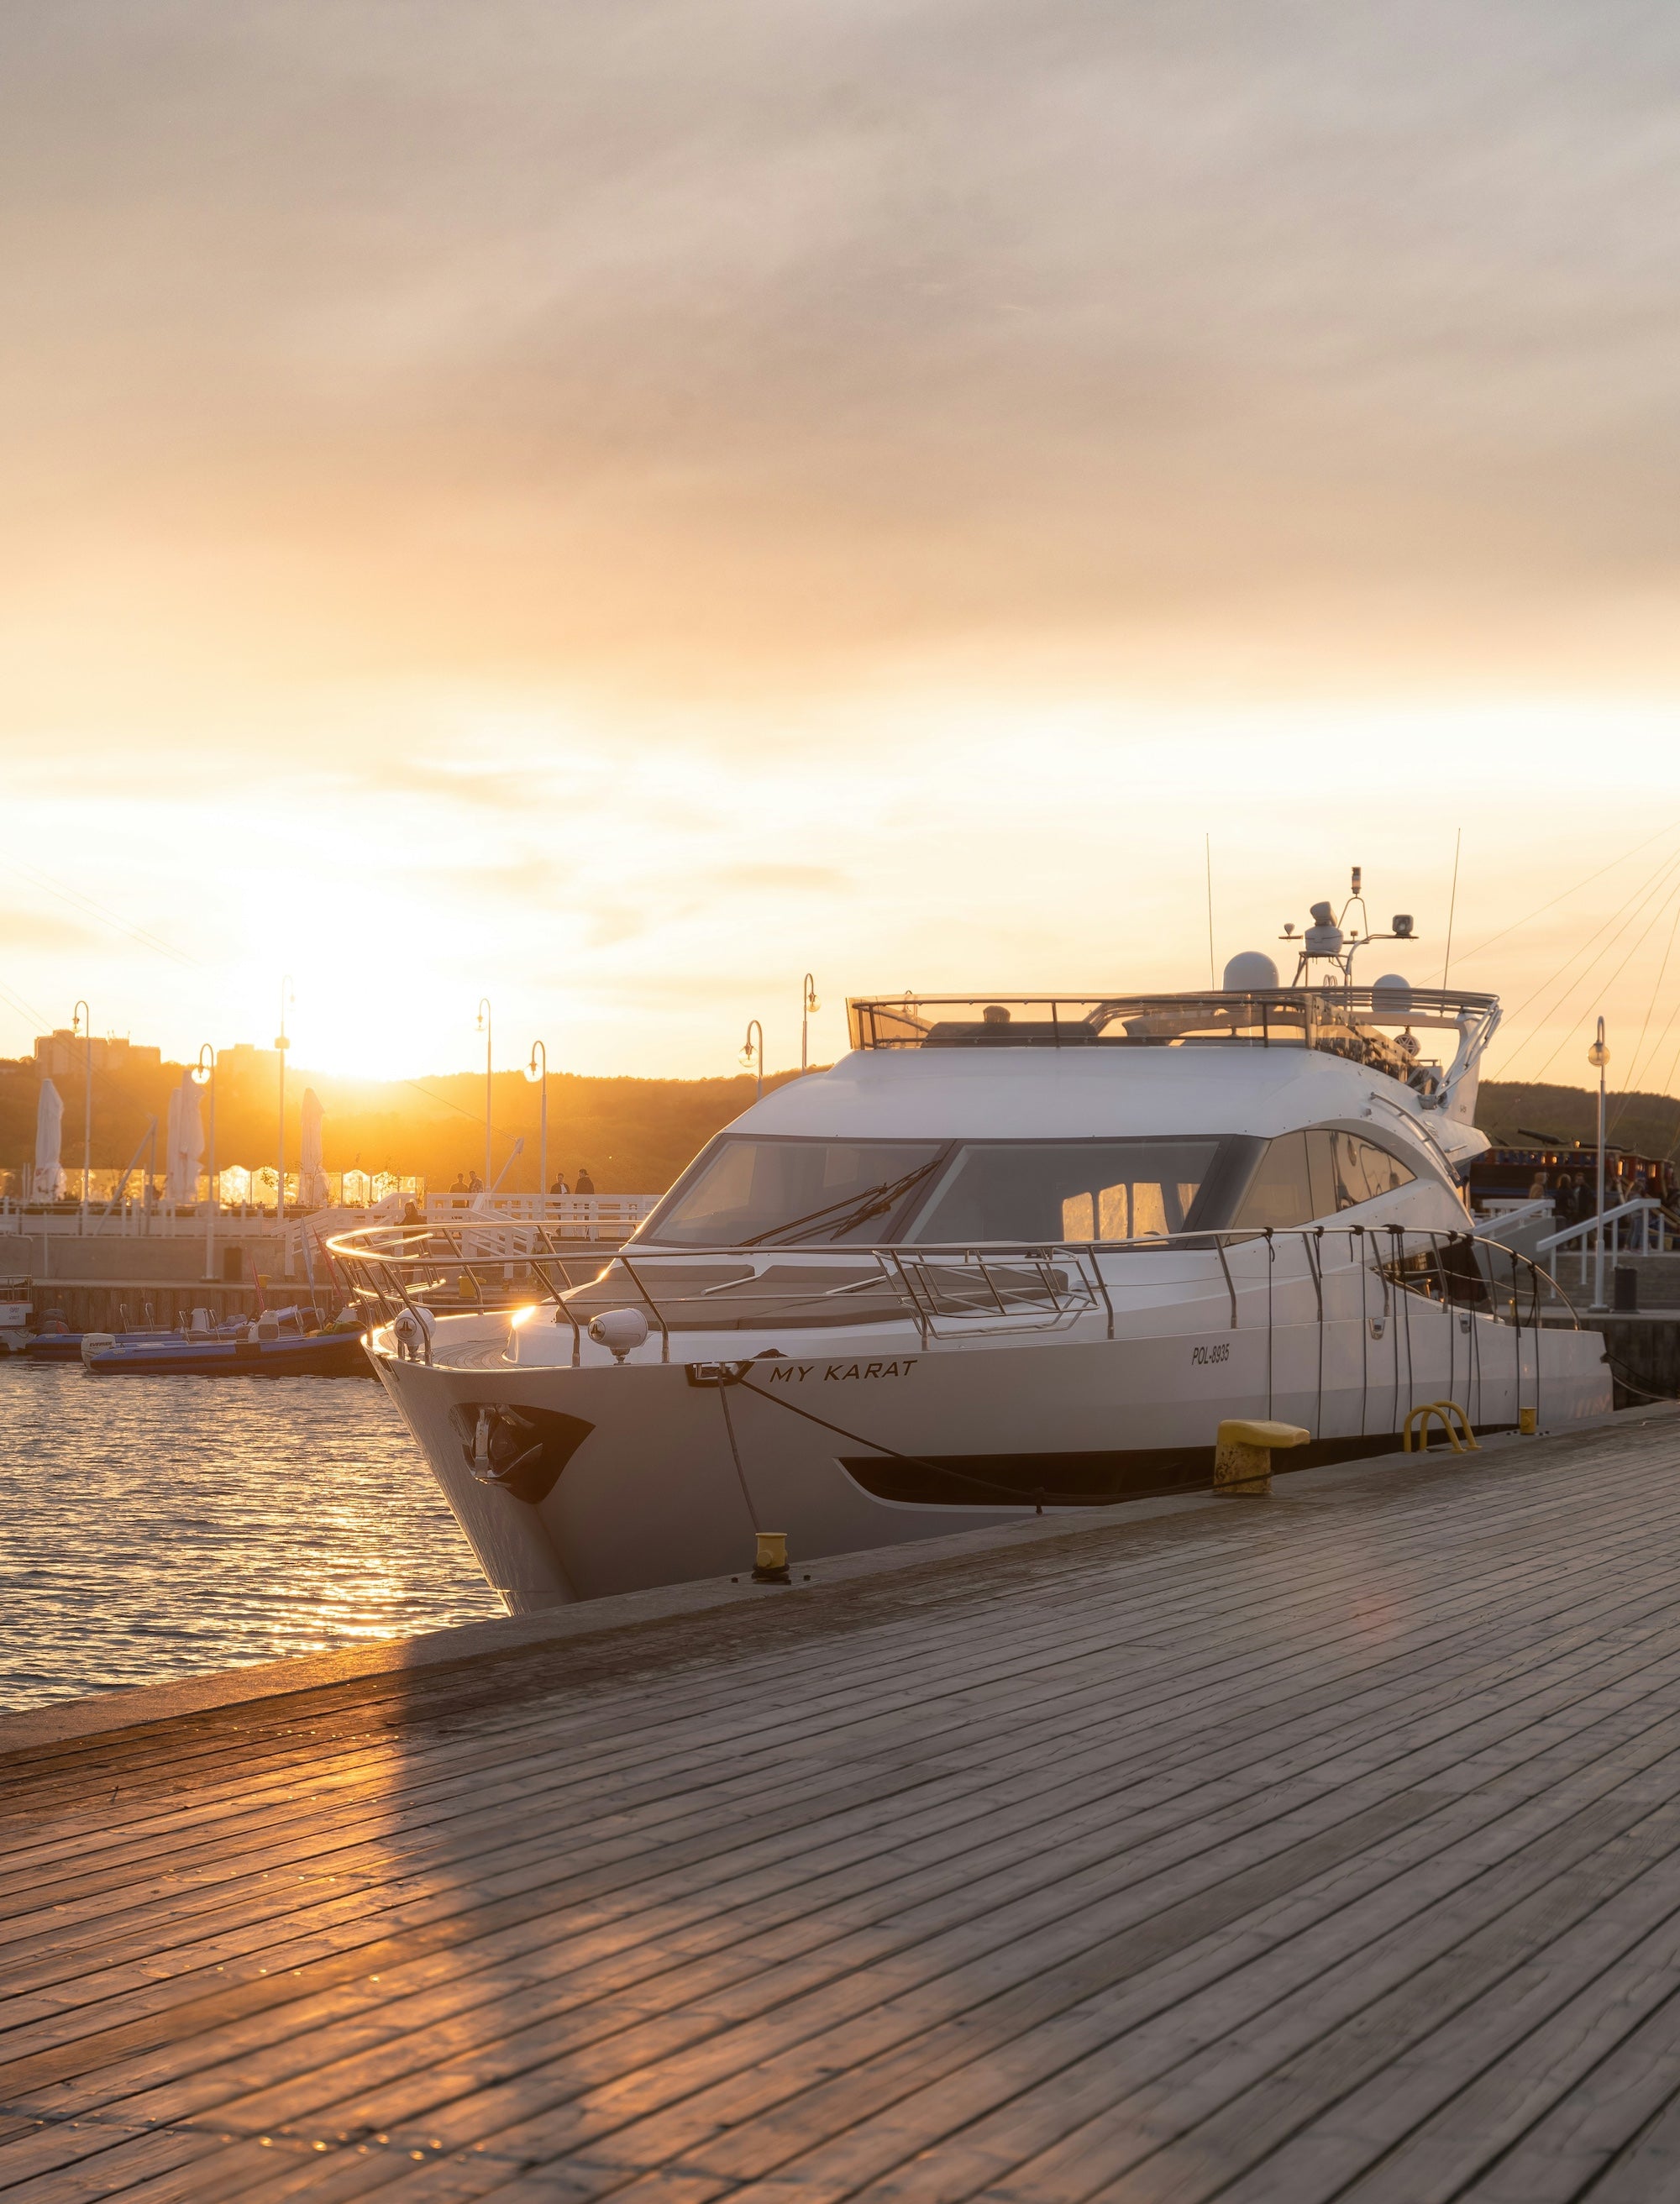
[342,889,1610,1612]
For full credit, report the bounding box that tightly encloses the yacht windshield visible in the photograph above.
[643,1134,1239,1247]
[903,1138,1223,1244]
[644,1140,948,1248]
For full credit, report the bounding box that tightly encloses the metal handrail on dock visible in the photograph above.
[1536,1197,1672,1258]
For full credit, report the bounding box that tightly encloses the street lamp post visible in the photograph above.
[476,1000,493,1193]
[527,1040,548,1205]
[741,1019,764,1104]
[276,977,294,1224]
[801,974,820,1074]
[195,1045,217,1283]
[72,1000,91,1232]
[1588,1017,1610,1312]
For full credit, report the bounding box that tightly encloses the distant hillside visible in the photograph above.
[296,1065,807,1194]
[0,1055,805,1197]
[1476,1081,1680,1160]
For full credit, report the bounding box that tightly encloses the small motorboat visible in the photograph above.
[0,1279,32,1357]
[29,1305,245,1364]
[23,1312,83,1362]
[29,1324,219,1364]
[81,1306,372,1378]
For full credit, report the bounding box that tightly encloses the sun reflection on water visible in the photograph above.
[0,1362,501,1711]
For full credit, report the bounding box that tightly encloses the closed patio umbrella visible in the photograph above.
[165,1073,203,1205]
[33,1079,63,1200]
[299,1088,328,1209]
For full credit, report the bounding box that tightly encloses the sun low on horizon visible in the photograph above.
[3,3,1679,1100]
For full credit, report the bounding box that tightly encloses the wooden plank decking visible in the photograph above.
[8,1412,1680,2200]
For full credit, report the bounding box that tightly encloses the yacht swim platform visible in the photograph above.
[8,1404,1680,2201]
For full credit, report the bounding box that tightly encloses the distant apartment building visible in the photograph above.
[33,1031,163,1078]
[28,1034,283,1081]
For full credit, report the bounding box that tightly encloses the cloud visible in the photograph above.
[418,855,577,904]
[5,1,1680,1090]
[0,902,105,955]
[706,863,848,895]
[2,0,1677,715]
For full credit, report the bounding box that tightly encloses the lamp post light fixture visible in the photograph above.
[476,999,493,1193]
[1588,1016,1610,1312]
[741,1019,764,1104]
[527,1039,549,1204]
[194,1045,218,1283]
[276,977,294,1224]
[72,1000,91,1231]
[801,973,820,1074]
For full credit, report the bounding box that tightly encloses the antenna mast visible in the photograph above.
[1441,826,1462,987]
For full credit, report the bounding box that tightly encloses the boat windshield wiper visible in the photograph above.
[741,1157,946,1247]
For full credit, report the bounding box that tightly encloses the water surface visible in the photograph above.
[0,1362,501,1713]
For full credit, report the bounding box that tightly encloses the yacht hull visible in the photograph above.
[372,1301,1611,1612]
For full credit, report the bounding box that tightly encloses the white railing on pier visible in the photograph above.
[0,1194,429,1254]
[1533,1201,1675,1309]
[1472,1199,1555,1238]
[0,1199,281,1240]
[1536,1199,1672,1261]
[423,1193,658,1238]
[280,1197,407,1282]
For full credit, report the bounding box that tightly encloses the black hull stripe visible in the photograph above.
[840,1428,1516,1509]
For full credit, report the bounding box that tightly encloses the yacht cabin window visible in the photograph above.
[1334,1132,1415,1206]
[901,1140,1221,1245]
[644,1138,947,1247]
[646,1135,1231,1248]
[1230,1129,1415,1231]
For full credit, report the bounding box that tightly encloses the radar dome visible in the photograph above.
[1222,952,1279,991]
[1372,973,1413,1016]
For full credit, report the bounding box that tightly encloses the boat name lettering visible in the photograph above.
[1189,1341,1231,1367]
[822,1359,918,1383]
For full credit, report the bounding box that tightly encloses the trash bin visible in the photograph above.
[1614,1263,1639,1313]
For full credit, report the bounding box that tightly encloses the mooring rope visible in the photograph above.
[1596,1349,1680,1405]
[716,1384,762,1530]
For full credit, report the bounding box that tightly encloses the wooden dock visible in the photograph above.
[9,1410,1680,2200]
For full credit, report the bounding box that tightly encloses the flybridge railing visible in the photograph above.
[327,1221,1572,1396]
[847,986,1498,1050]
[844,988,1500,1105]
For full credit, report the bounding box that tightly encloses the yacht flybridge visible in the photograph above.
[334,888,1610,1612]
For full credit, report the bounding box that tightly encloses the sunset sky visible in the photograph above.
[3,2,1678,1090]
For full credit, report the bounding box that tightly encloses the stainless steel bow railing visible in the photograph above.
[327,1218,1575,1374]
